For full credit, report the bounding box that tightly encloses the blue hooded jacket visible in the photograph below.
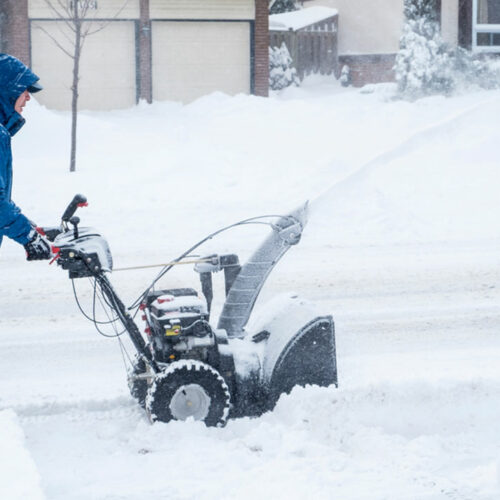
[0,54,40,248]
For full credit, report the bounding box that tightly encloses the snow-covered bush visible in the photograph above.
[269,42,300,90]
[340,65,352,87]
[269,0,298,15]
[396,0,500,100]
[395,0,453,99]
[453,47,500,91]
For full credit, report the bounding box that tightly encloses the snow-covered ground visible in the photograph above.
[1,77,499,499]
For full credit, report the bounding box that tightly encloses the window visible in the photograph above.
[473,0,500,51]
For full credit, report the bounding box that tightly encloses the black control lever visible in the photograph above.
[62,194,87,223]
[69,216,80,239]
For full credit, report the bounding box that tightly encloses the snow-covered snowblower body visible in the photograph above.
[53,196,337,426]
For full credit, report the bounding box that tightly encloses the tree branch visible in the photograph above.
[35,25,74,59]
[56,19,78,47]
[44,0,76,31]
[83,21,110,37]
[81,1,131,39]
[44,0,65,18]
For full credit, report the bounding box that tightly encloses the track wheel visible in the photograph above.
[146,360,231,427]
[127,355,148,408]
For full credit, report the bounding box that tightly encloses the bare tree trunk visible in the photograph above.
[139,0,152,103]
[42,0,129,171]
[70,5,81,172]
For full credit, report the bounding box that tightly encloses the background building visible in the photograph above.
[303,0,494,86]
[1,1,496,105]
[0,0,269,110]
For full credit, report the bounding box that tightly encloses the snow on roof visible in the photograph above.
[269,6,338,31]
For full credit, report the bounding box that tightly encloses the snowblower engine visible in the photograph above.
[141,288,214,363]
[52,194,338,427]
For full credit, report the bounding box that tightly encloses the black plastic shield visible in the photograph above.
[266,316,337,408]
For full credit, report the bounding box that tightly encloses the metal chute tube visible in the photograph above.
[217,203,308,338]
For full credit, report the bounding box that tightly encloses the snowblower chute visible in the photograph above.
[52,195,337,426]
[217,205,306,338]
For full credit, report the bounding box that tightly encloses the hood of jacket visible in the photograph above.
[0,54,41,136]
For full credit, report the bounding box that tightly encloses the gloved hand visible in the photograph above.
[38,226,62,242]
[24,227,52,261]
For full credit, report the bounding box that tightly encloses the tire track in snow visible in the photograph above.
[1,396,137,419]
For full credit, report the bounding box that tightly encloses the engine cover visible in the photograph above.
[143,288,213,363]
[146,289,208,334]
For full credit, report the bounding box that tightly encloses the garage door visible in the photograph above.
[31,21,136,111]
[152,21,251,103]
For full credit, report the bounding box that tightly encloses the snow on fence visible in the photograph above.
[269,7,339,80]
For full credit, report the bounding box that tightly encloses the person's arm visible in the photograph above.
[0,130,32,245]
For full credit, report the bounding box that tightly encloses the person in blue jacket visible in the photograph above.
[0,53,51,260]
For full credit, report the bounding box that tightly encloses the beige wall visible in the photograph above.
[305,0,404,54]
[28,0,255,20]
[441,0,459,46]
[307,0,460,54]
[28,0,140,19]
[149,0,255,20]
[31,20,136,110]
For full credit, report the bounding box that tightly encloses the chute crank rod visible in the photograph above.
[95,273,160,373]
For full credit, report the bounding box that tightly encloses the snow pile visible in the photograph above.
[311,94,500,245]
[0,410,45,500]
[7,83,499,259]
[270,6,338,31]
[17,380,500,499]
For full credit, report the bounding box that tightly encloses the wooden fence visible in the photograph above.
[269,13,339,80]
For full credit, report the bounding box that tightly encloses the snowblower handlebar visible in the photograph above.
[62,194,87,223]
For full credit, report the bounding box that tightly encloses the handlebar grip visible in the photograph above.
[62,194,87,222]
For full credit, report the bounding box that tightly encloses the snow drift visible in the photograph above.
[0,410,45,500]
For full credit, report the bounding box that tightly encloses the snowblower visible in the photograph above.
[48,195,337,426]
